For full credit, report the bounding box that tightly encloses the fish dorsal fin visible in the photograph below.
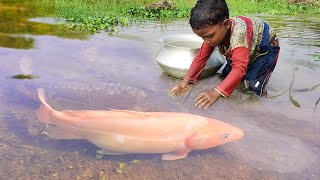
[63,110,85,117]
[109,108,151,119]
[62,109,151,119]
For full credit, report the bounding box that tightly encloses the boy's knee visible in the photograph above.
[244,79,268,97]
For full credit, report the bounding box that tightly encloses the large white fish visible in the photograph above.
[35,88,243,160]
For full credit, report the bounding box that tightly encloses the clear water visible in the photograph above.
[0,2,319,179]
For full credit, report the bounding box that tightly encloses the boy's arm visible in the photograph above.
[215,47,250,97]
[184,42,215,83]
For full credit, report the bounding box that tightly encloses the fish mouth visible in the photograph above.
[230,128,244,141]
[236,127,244,136]
[235,129,244,140]
[238,129,244,138]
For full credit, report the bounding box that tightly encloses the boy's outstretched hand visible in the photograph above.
[195,89,221,109]
[171,80,190,96]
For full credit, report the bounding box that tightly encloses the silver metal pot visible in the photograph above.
[155,34,226,79]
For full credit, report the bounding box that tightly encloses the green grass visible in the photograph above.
[228,0,320,16]
[47,0,320,33]
[54,0,194,18]
[51,0,194,33]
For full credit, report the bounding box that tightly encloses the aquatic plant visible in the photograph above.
[228,0,320,16]
[65,15,129,33]
[0,1,88,50]
[48,0,320,33]
[315,96,320,112]
[313,54,320,61]
[10,74,39,79]
[0,35,34,49]
[55,0,191,33]
[124,0,190,19]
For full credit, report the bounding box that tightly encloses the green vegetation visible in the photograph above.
[228,0,320,16]
[0,34,34,49]
[0,1,88,49]
[52,0,194,33]
[50,0,320,33]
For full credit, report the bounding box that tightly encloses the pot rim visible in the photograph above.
[159,34,203,50]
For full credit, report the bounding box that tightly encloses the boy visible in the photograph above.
[171,0,280,109]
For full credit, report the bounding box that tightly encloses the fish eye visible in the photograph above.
[223,134,229,138]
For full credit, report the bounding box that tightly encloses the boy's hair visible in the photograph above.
[190,0,229,30]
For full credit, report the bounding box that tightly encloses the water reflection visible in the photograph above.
[0,3,319,179]
[0,1,88,49]
[0,34,34,49]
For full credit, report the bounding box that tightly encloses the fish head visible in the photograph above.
[187,119,244,150]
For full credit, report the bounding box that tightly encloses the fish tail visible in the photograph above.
[35,88,55,124]
[37,88,53,110]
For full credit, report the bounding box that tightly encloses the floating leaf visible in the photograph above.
[287,66,301,108]
[293,84,320,92]
[11,74,39,79]
[314,96,320,112]
[313,54,320,61]
[289,96,301,108]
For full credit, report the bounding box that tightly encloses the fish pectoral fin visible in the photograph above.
[161,150,189,160]
[96,149,128,155]
[45,126,82,139]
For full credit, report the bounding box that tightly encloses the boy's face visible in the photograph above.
[192,19,231,47]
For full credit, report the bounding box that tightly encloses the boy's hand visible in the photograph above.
[195,89,221,109]
[171,80,190,96]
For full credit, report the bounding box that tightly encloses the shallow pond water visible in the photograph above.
[0,2,319,180]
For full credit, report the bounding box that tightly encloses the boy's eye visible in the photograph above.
[204,34,214,38]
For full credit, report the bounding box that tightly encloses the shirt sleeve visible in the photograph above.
[215,47,250,97]
[184,42,215,83]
